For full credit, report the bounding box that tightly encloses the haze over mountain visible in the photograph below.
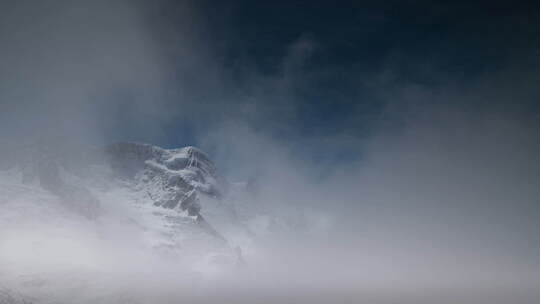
[0,141,314,303]
[1,0,540,303]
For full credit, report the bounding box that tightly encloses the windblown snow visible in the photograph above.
[0,142,278,303]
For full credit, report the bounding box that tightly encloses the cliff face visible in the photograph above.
[0,142,249,299]
[0,141,242,247]
[0,141,316,303]
[105,142,231,241]
[106,142,226,216]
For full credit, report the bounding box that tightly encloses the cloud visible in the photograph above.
[1,1,539,302]
[0,0,226,146]
[0,1,156,142]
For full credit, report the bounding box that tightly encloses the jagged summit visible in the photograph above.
[1,140,260,252]
[0,140,291,301]
[0,140,233,232]
[106,142,226,215]
[107,143,216,182]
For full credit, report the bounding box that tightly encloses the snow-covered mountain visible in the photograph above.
[0,142,269,303]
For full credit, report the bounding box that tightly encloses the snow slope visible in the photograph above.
[0,142,261,303]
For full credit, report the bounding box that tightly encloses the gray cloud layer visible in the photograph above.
[1,1,539,302]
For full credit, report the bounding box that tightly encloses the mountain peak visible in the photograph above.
[105,142,225,212]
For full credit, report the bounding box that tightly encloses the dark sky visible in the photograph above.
[152,1,540,138]
[145,0,540,167]
[0,0,539,288]
[1,0,539,168]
